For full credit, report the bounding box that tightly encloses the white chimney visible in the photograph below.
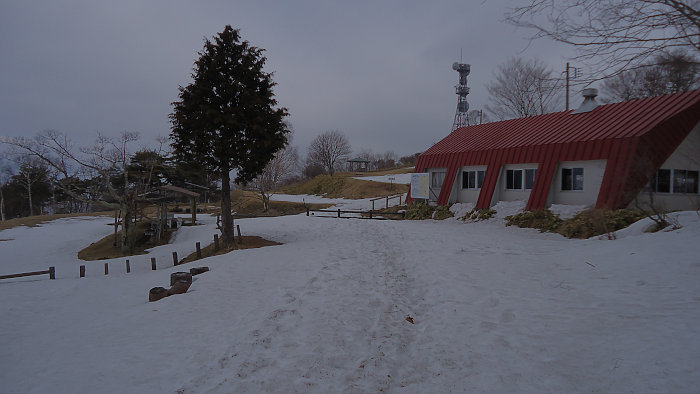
[572,88,599,114]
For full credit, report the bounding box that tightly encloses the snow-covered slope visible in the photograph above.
[1,210,699,393]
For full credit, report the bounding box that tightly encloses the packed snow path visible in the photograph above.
[1,213,699,393]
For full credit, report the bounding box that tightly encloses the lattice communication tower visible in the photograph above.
[451,62,470,131]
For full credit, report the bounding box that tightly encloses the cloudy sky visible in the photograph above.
[0,0,575,159]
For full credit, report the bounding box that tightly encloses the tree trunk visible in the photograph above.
[261,191,270,212]
[26,174,33,217]
[120,199,136,254]
[220,169,235,245]
[0,186,5,221]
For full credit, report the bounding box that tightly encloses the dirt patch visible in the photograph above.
[179,236,282,264]
[77,220,176,261]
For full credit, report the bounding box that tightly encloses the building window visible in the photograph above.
[562,167,584,191]
[431,171,446,189]
[462,170,485,189]
[506,169,523,190]
[505,168,536,190]
[649,169,698,194]
[525,169,537,190]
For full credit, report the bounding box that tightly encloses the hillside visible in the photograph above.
[280,169,411,199]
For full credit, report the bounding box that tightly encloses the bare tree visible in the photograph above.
[15,158,50,217]
[603,49,700,101]
[486,57,561,120]
[2,130,153,253]
[248,144,299,211]
[506,0,700,79]
[0,162,13,221]
[307,130,352,176]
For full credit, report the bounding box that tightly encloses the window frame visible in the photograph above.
[648,168,699,194]
[505,168,536,191]
[431,171,446,189]
[561,167,584,191]
[462,170,485,190]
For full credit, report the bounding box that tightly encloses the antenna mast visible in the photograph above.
[451,60,470,131]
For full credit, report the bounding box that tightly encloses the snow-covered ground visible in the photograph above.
[352,173,412,184]
[1,206,700,393]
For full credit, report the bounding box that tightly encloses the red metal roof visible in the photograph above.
[413,90,700,209]
[423,90,700,156]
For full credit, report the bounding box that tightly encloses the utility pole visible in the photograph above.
[565,63,578,111]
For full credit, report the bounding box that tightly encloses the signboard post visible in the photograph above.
[410,173,430,200]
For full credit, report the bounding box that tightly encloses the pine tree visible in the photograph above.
[170,25,289,244]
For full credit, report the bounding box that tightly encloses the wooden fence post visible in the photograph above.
[151,257,157,270]
[196,242,202,259]
[236,225,242,244]
[214,234,219,251]
[104,263,109,275]
[80,265,86,278]
[49,266,56,280]
[126,260,130,273]
[172,252,179,266]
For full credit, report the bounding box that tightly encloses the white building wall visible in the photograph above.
[498,163,538,202]
[550,160,607,206]
[631,122,700,211]
[456,165,487,204]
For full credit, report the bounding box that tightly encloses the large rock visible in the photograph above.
[168,281,191,295]
[149,287,168,302]
[170,272,193,286]
[190,267,210,276]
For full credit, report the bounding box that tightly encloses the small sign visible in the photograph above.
[410,173,429,199]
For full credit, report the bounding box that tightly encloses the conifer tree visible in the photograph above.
[170,26,288,244]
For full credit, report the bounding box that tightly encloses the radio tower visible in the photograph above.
[451,61,470,131]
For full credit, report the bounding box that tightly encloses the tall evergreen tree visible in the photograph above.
[170,26,288,244]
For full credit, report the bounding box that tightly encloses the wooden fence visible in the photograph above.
[306,208,405,220]
[0,267,55,281]
[370,194,404,210]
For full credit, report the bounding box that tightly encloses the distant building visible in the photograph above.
[410,89,700,211]
[347,157,370,172]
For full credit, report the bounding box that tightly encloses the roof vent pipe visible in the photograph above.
[572,88,599,114]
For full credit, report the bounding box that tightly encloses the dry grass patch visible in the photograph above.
[0,212,113,231]
[179,236,282,264]
[348,167,414,177]
[280,174,407,199]
[230,189,331,216]
[78,220,175,261]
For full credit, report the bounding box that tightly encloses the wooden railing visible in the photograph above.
[0,267,55,281]
[306,208,405,220]
[370,194,404,210]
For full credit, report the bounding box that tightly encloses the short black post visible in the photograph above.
[49,266,56,280]
[369,209,373,219]
[126,259,131,273]
[214,234,219,252]
[80,265,86,278]
[337,208,341,218]
[104,263,109,275]
[151,257,157,270]
[196,242,202,259]
[172,251,179,266]
[236,225,242,244]
[306,207,309,216]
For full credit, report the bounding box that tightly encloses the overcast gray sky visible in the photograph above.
[0,0,575,159]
